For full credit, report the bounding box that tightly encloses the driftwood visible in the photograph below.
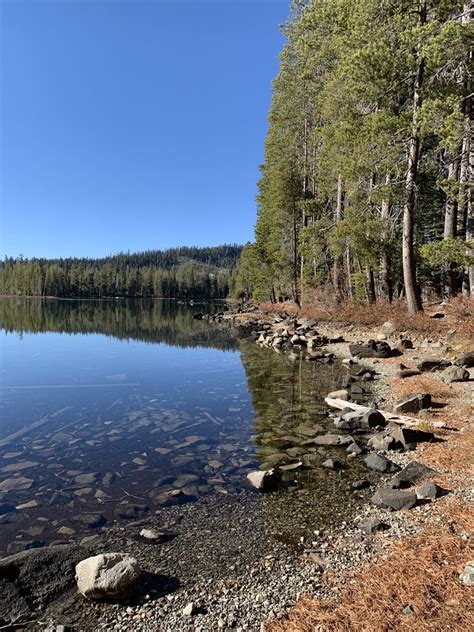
[324,397,421,427]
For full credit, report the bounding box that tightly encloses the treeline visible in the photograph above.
[234,0,473,313]
[0,245,242,299]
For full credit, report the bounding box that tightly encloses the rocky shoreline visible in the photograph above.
[1,304,472,630]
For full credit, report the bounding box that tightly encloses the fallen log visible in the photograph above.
[324,397,445,428]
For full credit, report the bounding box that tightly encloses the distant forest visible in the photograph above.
[0,245,242,299]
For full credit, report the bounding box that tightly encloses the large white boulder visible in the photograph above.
[75,552,141,599]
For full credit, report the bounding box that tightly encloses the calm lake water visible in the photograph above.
[0,298,372,555]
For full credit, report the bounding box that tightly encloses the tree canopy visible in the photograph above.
[234,0,473,312]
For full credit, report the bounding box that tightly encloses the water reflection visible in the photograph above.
[0,299,373,556]
[0,297,235,349]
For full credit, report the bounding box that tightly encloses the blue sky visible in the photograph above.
[1,0,288,259]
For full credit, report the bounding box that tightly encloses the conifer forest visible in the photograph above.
[234,0,473,313]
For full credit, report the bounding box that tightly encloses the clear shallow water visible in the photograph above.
[0,298,371,555]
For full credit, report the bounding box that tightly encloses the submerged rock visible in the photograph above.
[0,477,33,493]
[114,503,149,519]
[75,553,141,600]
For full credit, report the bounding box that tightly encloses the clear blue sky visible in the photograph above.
[1,0,288,259]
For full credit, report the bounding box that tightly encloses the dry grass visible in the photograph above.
[268,525,474,632]
[258,295,474,341]
[389,375,459,401]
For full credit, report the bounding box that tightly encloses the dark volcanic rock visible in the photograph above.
[393,393,432,414]
[349,340,393,359]
[455,351,474,368]
[0,544,89,627]
[389,461,437,489]
[371,488,417,511]
[364,453,399,473]
[386,422,434,448]
[352,479,370,490]
[417,358,451,372]
[396,369,422,379]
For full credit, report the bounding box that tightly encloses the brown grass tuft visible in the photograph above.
[268,525,474,632]
[389,375,459,401]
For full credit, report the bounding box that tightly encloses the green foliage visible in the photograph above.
[243,0,472,304]
[420,238,474,270]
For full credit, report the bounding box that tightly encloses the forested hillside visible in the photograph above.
[0,245,242,299]
[234,0,473,313]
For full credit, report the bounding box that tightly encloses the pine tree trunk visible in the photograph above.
[365,266,376,303]
[402,4,425,314]
[461,2,473,293]
[380,173,393,302]
[443,156,459,297]
[332,174,344,299]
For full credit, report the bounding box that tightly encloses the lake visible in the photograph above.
[0,298,373,556]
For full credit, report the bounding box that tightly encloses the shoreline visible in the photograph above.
[1,302,472,630]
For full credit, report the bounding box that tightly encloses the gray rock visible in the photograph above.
[393,393,432,414]
[246,469,281,492]
[371,488,417,511]
[322,458,342,470]
[183,601,198,616]
[139,528,167,542]
[417,481,444,500]
[459,561,474,586]
[389,461,436,489]
[346,442,363,455]
[367,432,400,452]
[386,422,434,448]
[327,389,349,400]
[455,351,474,368]
[382,321,397,335]
[357,517,389,533]
[75,553,141,600]
[440,365,470,383]
[364,453,398,473]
